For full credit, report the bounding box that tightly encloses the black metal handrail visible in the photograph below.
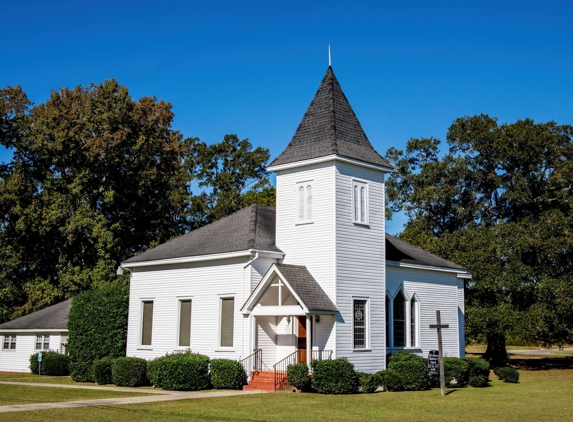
[239,349,262,384]
[273,349,333,391]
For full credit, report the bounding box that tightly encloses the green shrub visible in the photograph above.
[387,356,429,391]
[112,357,149,387]
[357,372,381,393]
[94,357,116,385]
[388,352,426,363]
[376,369,402,391]
[494,366,520,383]
[469,375,489,387]
[311,358,360,394]
[465,358,490,380]
[287,363,310,391]
[443,357,469,387]
[29,351,70,376]
[68,283,129,382]
[149,351,210,391]
[210,359,244,389]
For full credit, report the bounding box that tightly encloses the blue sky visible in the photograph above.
[2,0,573,234]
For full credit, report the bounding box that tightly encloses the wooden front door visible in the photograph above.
[297,316,308,364]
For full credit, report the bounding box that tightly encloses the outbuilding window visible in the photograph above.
[35,335,50,350]
[220,297,235,348]
[178,299,192,348]
[141,300,154,346]
[2,335,16,350]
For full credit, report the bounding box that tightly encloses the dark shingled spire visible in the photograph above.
[269,67,393,169]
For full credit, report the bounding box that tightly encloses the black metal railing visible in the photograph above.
[239,349,262,384]
[273,349,333,391]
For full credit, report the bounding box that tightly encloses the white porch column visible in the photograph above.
[306,314,311,369]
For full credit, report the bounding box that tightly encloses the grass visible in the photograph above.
[0,384,155,407]
[1,369,572,421]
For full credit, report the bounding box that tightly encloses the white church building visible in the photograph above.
[120,67,470,388]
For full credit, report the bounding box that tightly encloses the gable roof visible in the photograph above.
[123,204,282,264]
[0,299,72,330]
[385,234,467,271]
[269,67,393,170]
[274,264,338,313]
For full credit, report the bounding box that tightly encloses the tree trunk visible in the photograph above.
[483,332,510,368]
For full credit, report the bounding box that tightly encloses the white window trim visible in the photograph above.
[176,297,193,350]
[138,299,154,350]
[387,288,421,351]
[295,180,314,225]
[2,335,16,351]
[352,297,370,351]
[217,295,236,351]
[409,294,420,348]
[35,334,50,351]
[351,179,369,225]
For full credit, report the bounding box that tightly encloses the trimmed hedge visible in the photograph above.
[469,375,489,387]
[148,352,210,391]
[29,351,70,376]
[376,369,402,392]
[443,357,469,387]
[494,366,520,383]
[311,358,360,394]
[94,357,116,385]
[287,363,311,391]
[112,357,149,387]
[357,372,381,393]
[68,283,129,382]
[210,359,244,389]
[387,353,429,391]
[465,358,490,380]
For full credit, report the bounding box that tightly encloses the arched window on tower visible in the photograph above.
[296,181,314,223]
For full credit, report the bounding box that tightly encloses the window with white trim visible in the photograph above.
[141,300,154,346]
[393,291,406,347]
[353,299,368,349]
[220,297,235,348]
[411,296,419,347]
[387,290,419,348]
[178,299,192,348]
[352,180,368,224]
[3,335,16,350]
[35,335,50,350]
[296,181,313,223]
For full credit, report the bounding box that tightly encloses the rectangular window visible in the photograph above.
[352,180,368,224]
[411,299,418,347]
[296,181,313,224]
[35,335,50,350]
[393,292,406,347]
[141,301,154,346]
[353,299,367,349]
[220,297,235,348]
[178,299,192,347]
[3,335,16,350]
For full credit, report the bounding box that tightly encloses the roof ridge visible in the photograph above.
[328,68,339,155]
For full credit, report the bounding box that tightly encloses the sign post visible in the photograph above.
[38,352,43,376]
[429,310,449,396]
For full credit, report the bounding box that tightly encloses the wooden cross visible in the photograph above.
[429,310,449,396]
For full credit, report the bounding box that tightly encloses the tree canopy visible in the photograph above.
[0,81,274,321]
[385,114,573,366]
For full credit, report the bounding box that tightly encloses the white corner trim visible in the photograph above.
[122,249,284,269]
[268,154,393,173]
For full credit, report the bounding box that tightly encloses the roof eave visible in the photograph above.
[268,154,394,173]
[386,260,470,277]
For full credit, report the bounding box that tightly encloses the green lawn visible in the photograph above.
[1,369,572,421]
[0,384,154,406]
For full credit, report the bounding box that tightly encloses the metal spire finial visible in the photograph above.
[328,45,332,67]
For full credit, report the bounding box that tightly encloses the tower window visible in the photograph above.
[352,180,368,224]
[296,181,313,224]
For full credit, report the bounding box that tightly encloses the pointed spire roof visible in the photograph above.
[269,67,393,170]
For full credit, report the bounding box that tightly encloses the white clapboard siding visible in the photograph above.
[275,163,337,300]
[313,314,335,352]
[275,316,296,363]
[126,257,249,361]
[458,280,466,358]
[387,266,461,358]
[335,162,387,373]
[256,316,277,370]
[0,331,65,372]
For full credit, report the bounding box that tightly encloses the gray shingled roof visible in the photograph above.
[275,264,338,312]
[0,299,72,330]
[269,67,393,169]
[385,234,467,270]
[123,204,282,264]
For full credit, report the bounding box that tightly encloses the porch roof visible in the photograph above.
[242,263,338,314]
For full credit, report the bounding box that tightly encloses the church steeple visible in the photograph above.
[269,67,393,170]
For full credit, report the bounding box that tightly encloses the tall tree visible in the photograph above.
[385,115,573,366]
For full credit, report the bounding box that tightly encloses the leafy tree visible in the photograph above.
[185,134,275,229]
[385,115,573,366]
